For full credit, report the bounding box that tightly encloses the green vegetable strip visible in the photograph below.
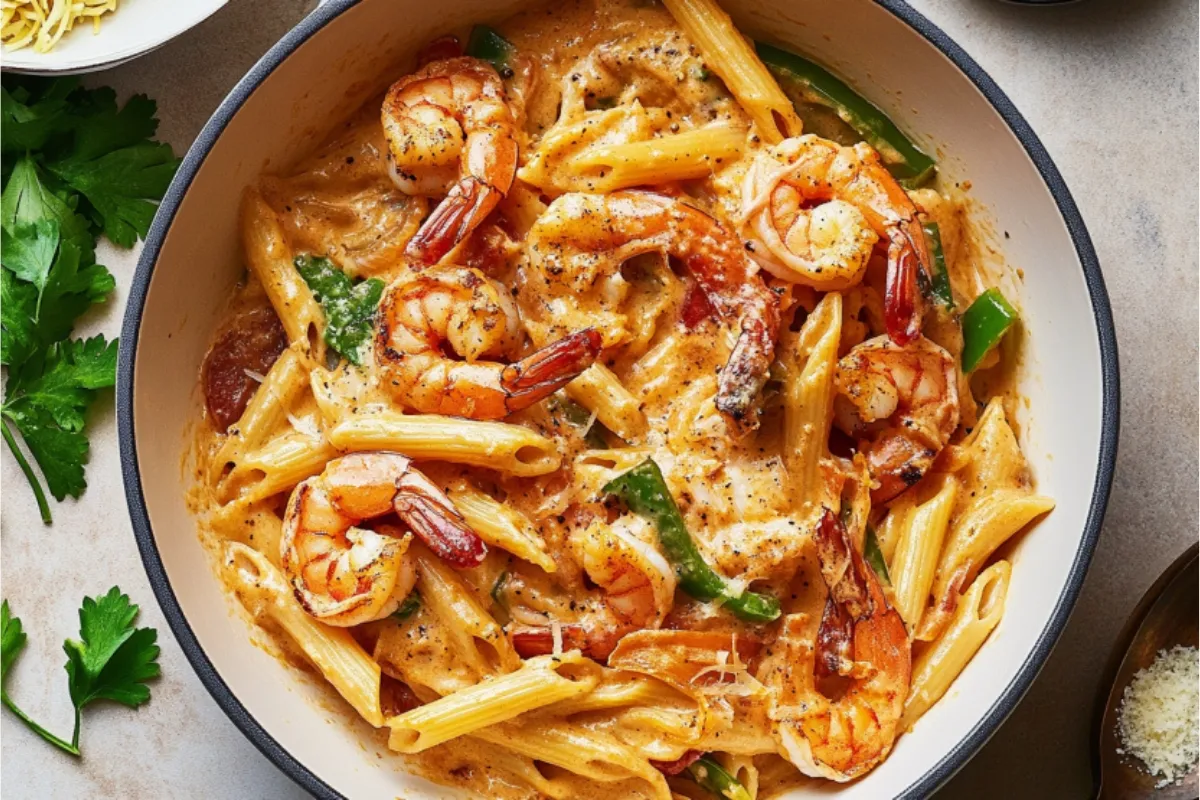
[756,42,936,188]
[960,288,1018,373]
[490,573,509,609]
[863,524,890,586]
[603,459,780,623]
[294,254,384,366]
[466,25,516,73]
[921,222,955,310]
[686,756,753,800]
[392,591,421,621]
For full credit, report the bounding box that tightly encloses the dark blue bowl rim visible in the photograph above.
[117,1,1120,797]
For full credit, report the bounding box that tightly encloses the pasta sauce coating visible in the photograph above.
[189,1,1050,798]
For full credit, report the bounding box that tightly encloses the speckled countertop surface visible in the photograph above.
[1,0,1196,797]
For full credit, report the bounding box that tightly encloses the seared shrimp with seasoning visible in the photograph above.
[510,514,677,660]
[382,57,518,266]
[742,135,932,345]
[375,266,602,419]
[833,335,960,503]
[526,190,781,426]
[281,452,485,626]
[767,509,910,781]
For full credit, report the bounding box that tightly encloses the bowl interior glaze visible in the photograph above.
[119,1,1117,797]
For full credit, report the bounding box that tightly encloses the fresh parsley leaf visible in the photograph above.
[57,88,160,164]
[0,78,81,158]
[1,157,94,260]
[294,254,384,366]
[1,600,27,687]
[3,409,89,503]
[0,76,176,521]
[64,587,161,712]
[1,590,161,756]
[1,262,40,369]
[2,335,117,503]
[1,219,58,311]
[47,142,179,248]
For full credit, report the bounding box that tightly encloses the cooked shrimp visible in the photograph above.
[281,452,486,626]
[526,191,781,425]
[382,57,518,266]
[833,335,959,503]
[742,136,930,344]
[511,515,676,660]
[768,508,910,782]
[376,266,601,419]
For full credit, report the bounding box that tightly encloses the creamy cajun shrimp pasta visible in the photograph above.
[193,0,1055,796]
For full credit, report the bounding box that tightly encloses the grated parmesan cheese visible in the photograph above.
[551,621,563,656]
[1116,644,1199,787]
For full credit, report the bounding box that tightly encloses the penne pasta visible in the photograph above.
[780,293,842,509]
[329,411,560,477]
[919,490,1053,641]
[221,432,340,505]
[566,364,647,442]
[902,561,1011,730]
[211,343,311,482]
[386,653,597,753]
[443,478,556,572]
[240,188,325,362]
[472,721,671,795]
[224,543,384,727]
[570,125,747,192]
[888,474,960,630]
[660,0,802,143]
[413,546,521,676]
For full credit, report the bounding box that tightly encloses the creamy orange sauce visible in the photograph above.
[188,1,1038,797]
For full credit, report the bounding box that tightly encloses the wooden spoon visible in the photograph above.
[1093,543,1198,800]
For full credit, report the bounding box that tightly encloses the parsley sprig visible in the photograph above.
[1,590,161,756]
[1,75,180,522]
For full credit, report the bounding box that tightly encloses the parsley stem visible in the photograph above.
[71,706,82,750]
[1,418,51,524]
[1,694,79,756]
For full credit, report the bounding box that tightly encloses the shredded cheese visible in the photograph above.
[551,621,563,656]
[1116,645,1199,787]
[243,368,266,383]
[286,413,321,439]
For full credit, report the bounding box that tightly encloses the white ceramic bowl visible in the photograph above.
[1,0,226,75]
[118,1,1119,796]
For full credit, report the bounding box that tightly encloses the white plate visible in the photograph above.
[118,0,1119,797]
[2,0,227,75]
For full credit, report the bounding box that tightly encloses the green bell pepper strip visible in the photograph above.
[863,523,891,586]
[961,288,1019,373]
[755,42,936,188]
[466,25,516,74]
[921,222,955,310]
[392,591,421,621]
[603,459,781,623]
[686,756,753,800]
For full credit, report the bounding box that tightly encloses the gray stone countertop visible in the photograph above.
[1,0,1196,797]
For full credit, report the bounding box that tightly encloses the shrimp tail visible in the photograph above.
[499,328,602,413]
[395,472,487,567]
[406,177,498,266]
[883,224,930,346]
[716,317,775,424]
